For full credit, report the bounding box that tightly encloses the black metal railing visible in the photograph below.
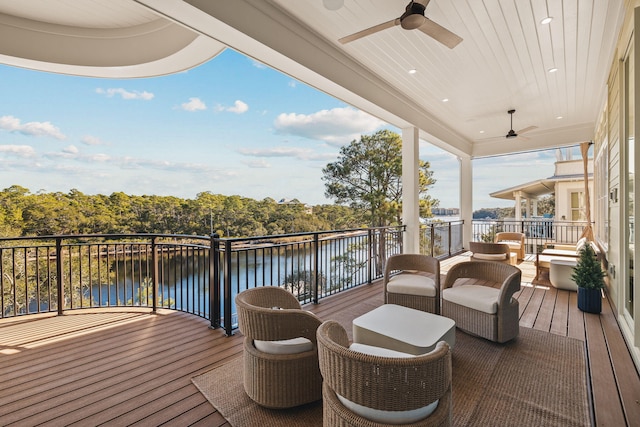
[0,234,212,319]
[0,221,467,334]
[211,226,405,334]
[471,219,588,253]
[420,220,465,258]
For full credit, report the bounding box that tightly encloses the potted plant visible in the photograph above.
[571,242,606,313]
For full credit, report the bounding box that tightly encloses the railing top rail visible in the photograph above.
[213,225,405,243]
[0,233,212,243]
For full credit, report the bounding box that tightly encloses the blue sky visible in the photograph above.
[0,48,559,210]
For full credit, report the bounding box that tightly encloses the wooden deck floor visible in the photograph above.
[1,255,639,426]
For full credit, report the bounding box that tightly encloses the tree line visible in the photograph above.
[0,185,363,238]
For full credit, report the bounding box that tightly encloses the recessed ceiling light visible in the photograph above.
[479,130,485,134]
[442,98,449,102]
[323,0,344,10]
[557,116,563,119]
[548,67,558,73]
[541,17,553,25]
[408,68,417,74]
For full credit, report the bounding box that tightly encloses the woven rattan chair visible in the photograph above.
[494,232,525,260]
[317,320,452,426]
[235,286,322,408]
[469,241,515,265]
[442,261,521,343]
[383,254,441,314]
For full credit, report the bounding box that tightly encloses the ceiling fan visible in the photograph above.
[504,109,537,140]
[339,0,463,48]
[476,110,537,142]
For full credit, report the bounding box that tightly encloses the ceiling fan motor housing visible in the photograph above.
[401,2,426,30]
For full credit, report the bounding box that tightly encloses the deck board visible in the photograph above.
[0,256,638,426]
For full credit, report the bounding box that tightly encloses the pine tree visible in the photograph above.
[570,243,605,289]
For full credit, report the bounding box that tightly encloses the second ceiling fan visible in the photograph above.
[339,0,463,48]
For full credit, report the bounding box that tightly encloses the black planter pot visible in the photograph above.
[577,287,602,313]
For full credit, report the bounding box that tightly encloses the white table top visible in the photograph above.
[352,304,455,347]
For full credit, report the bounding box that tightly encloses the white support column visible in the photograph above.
[532,198,539,217]
[459,155,473,247]
[402,127,420,254]
[514,191,522,220]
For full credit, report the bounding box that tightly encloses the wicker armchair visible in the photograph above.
[469,241,515,265]
[235,286,322,408]
[317,320,452,426]
[383,254,441,314]
[494,232,525,260]
[442,261,521,343]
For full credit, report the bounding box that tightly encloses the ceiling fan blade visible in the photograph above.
[516,125,538,135]
[339,18,400,44]
[474,135,504,142]
[517,134,531,141]
[417,18,463,48]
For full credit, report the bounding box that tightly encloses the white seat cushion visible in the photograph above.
[337,343,438,424]
[442,285,500,314]
[349,343,415,358]
[253,337,313,354]
[472,253,507,261]
[387,274,437,297]
[505,242,521,250]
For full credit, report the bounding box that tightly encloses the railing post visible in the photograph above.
[56,237,63,315]
[313,233,320,304]
[430,225,435,257]
[223,240,233,336]
[151,237,158,314]
[448,222,452,257]
[367,228,373,284]
[210,233,220,328]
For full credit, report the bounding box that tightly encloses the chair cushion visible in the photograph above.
[472,253,507,261]
[387,274,437,297]
[349,343,415,358]
[253,337,313,354]
[442,285,500,314]
[336,343,438,424]
[505,242,521,250]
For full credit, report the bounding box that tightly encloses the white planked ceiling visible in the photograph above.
[271,0,624,156]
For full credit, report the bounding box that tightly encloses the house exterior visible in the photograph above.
[490,151,594,222]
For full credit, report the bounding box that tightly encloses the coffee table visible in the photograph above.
[352,304,456,355]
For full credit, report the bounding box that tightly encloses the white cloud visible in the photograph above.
[81,135,107,146]
[88,153,111,162]
[216,100,249,114]
[96,88,154,100]
[63,145,79,154]
[0,144,36,157]
[228,100,249,114]
[273,107,385,146]
[288,80,297,88]
[0,115,66,140]
[181,97,207,112]
[238,146,337,161]
[246,159,271,168]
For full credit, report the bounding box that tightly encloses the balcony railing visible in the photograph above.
[0,222,466,334]
[420,220,465,258]
[471,219,589,253]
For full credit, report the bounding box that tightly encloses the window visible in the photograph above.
[570,191,586,221]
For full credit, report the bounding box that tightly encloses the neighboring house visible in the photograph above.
[489,149,593,222]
